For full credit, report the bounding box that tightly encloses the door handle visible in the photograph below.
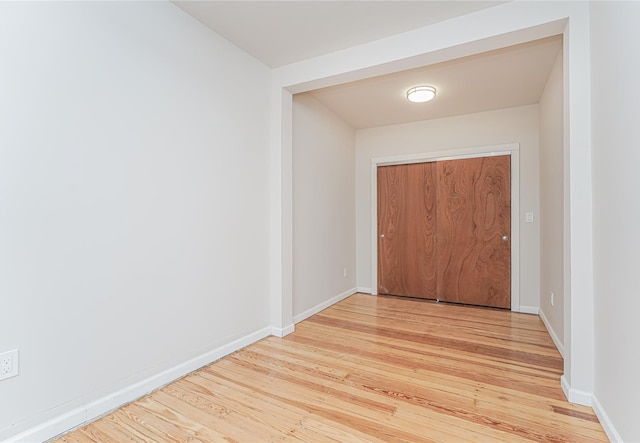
[380,234,385,238]
[502,235,508,241]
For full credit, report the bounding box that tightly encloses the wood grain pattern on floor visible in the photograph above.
[53,294,608,442]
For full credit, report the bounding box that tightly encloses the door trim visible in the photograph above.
[370,143,521,312]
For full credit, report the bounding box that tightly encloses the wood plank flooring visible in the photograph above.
[53,294,608,442]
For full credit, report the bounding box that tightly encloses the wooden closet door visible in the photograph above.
[377,162,437,299]
[436,155,511,309]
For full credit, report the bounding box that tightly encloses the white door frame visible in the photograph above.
[370,143,521,312]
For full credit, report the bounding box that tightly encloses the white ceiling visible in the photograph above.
[172,1,505,68]
[308,36,562,128]
[173,1,562,129]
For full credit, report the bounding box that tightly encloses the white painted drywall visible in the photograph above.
[292,94,356,318]
[355,105,540,309]
[538,50,564,351]
[590,2,640,441]
[0,2,270,439]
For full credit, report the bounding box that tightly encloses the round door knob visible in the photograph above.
[380,234,385,238]
[502,235,508,241]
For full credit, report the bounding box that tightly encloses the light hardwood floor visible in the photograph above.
[54,294,608,442]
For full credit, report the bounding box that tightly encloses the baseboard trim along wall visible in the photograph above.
[561,375,593,407]
[538,308,565,357]
[293,287,357,324]
[559,381,623,442]
[356,287,372,294]
[271,324,295,337]
[8,326,273,443]
[592,395,624,443]
[518,305,539,315]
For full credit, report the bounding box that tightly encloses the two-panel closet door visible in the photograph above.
[377,155,511,309]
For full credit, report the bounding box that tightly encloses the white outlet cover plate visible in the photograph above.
[0,349,19,381]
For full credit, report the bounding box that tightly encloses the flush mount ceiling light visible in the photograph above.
[406,85,436,103]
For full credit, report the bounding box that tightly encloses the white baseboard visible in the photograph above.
[538,308,565,357]
[293,287,357,324]
[560,375,593,406]
[518,305,539,315]
[592,395,623,443]
[356,287,372,294]
[560,380,622,441]
[7,326,272,443]
[271,324,295,337]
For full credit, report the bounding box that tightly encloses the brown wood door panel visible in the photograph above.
[436,156,511,308]
[377,162,437,299]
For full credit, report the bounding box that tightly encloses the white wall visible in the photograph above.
[355,105,540,309]
[292,94,356,320]
[538,50,564,353]
[0,2,271,440]
[590,2,640,441]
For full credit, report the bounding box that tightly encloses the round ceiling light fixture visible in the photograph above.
[406,85,436,103]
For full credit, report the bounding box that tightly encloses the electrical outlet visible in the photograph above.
[0,349,19,381]
[550,292,555,307]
